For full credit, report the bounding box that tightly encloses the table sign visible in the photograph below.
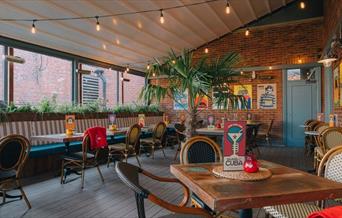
[208,115,215,128]
[223,121,246,171]
[138,114,145,127]
[65,115,75,135]
[108,114,117,131]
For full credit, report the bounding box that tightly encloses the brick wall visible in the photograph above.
[152,19,323,142]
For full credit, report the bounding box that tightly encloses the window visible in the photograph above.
[0,45,4,102]
[287,68,316,81]
[123,73,145,104]
[81,64,118,107]
[13,48,72,105]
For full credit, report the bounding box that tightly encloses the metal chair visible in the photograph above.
[107,124,142,167]
[257,119,274,146]
[60,129,106,189]
[0,134,31,209]
[263,145,342,218]
[180,136,222,211]
[115,161,212,218]
[140,122,167,159]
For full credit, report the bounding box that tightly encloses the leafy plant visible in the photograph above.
[35,97,57,113]
[140,49,245,138]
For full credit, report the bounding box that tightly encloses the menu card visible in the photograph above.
[65,115,76,130]
[223,121,246,171]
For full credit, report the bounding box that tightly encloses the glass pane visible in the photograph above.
[13,48,72,105]
[287,68,315,81]
[123,73,145,104]
[81,64,118,107]
[0,46,4,102]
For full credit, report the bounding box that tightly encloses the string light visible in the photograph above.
[172,60,176,64]
[115,39,120,45]
[225,1,230,14]
[152,72,156,77]
[102,44,107,50]
[204,47,209,53]
[245,28,250,36]
[31,20,36,34]
[300,1,305,9]
[160,9,165,24]
[240,71,244,75]
[95,16,100,31]
[147,63,150,70]
[126,65,130,72]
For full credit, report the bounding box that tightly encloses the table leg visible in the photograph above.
[239,209,252,218]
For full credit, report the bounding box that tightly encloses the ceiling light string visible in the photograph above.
[31,19,36,34]
[95,16,100,31]
[225,0,230,14]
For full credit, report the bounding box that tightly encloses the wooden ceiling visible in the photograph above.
[0,0,294,71]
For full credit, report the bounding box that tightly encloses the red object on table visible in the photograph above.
[84,127,108,150]
[307,206,342,218]
[215,120,221,128]
[243,155,259,173]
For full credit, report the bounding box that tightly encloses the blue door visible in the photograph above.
[285,67,321,146]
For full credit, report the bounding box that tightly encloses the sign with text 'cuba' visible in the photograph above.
[223,121,246,171]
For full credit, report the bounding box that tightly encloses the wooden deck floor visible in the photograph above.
[0,146,313,218]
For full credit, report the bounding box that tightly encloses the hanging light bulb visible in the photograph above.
[126,66,130,72]
[204,47,209,54]
[172,60,176,64]
[31,20,36,34]
[147,63,150,70]
[152,72,156,77]
[95,16,100,31]
[225,1,230,14]
[160,9,165,24]
[245,28,250,36]
[300,1,305,9]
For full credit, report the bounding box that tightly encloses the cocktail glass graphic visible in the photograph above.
[227,126,243,155]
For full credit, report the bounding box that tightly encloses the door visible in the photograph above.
[285,67,321,146]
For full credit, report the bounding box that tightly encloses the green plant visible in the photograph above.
[35,97,57,113]
[140,49,244,138]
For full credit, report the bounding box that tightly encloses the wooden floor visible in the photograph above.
[0,146,313,218]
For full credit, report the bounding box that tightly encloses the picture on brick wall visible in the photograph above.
[257,84,277,109]
[212,88,229,110]
[334,66,340,107]
[173,90,188,110]
[233,85,252,109]
[194,95,208,110]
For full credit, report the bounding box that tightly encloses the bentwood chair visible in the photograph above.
[304,120,322,155]
[180,136,222,211]
[115,162,212,218]
[264,145,342,218]
[107,124,142,167]
[0,134,31,209]
[173,123,186,161]
[256,119,274,146]
[140,122,167,159]
[60,131,106,189]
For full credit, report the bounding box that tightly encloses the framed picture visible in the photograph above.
[234,85,252,109]
[174,90,188,110]
[257,84,277,109]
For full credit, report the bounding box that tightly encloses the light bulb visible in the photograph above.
[298,59,303,64]
[300,1,305,9]
[240,71,244,75]
[252,71,256,79]
[225,1,230,14]
[31,21,36,34]
[269,66,273,70]
[96,16,100,31]
[147,64,150,70]
[204,47,209,54]
[172,60,176,64]
[245,28,250,36]
[152,72,156,77]
[102,44,107,50]
[116,39,120,45]
[126,66,130,72]
[160,9,165,24]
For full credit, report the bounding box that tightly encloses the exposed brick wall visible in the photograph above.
[323,0,342,47]
[152,19,323,142]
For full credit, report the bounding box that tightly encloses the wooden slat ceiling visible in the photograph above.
[0,0,294,71]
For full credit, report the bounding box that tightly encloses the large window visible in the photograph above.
[0,46,4,102]
[123,73,145,104]
[81,64,118,108]
[13,48,72,105]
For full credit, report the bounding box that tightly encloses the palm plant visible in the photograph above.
[140,49,245,138]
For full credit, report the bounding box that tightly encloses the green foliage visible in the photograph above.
[140,49,245,112]
[36,98,57,113]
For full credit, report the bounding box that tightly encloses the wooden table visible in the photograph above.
[170,161,342,218]
[196,122,262,136]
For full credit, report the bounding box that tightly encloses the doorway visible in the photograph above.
[283,67,321,146]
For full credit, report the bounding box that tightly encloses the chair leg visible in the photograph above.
[2,190,6,203]
[81,165,85,189]
[96,165,105,183]
[151,146,155,159]
[135,155,141,167]
[16,180,31,209]
[161,147,167,159]
[60,159,65,184]
[107,152,111,168]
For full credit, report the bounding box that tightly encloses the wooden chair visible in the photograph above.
[256,119,274,146]
[264,145,342,218]
[180,136,222,211]
[173,123,186,161]
[60,131,105,189]
[313,124,329,169]
[140,122,167,159]
[304,120,322,155]
[246,124,262,156]
[107,124,142,167]
[115,161,212,218]
[0,134,31,209]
